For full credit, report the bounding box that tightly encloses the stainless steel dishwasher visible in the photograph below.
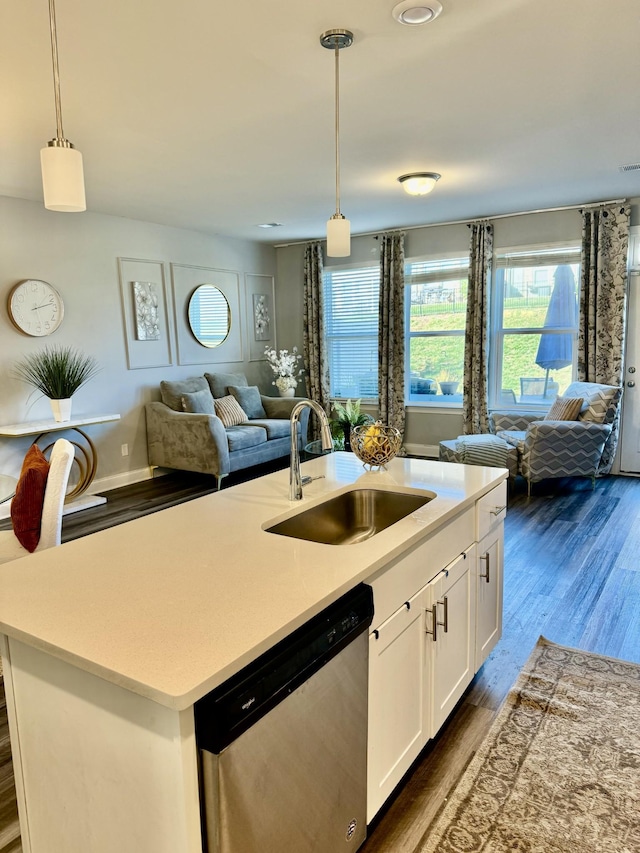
[194,584,374,853]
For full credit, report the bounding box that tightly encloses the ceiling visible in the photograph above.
[3,0,640,246]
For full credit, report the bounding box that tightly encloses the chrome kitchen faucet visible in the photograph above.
[289,400,333,500]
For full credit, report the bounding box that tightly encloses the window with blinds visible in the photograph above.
[406,255,469,404]
[323,265,380,399]
[490,244,581,408]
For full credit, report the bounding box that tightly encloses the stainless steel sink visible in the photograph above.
[265,488,434,545]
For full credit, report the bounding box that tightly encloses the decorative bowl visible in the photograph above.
[351,422,402,470]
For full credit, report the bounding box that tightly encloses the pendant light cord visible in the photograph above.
[48,0,65,142]
[334,41,341,216]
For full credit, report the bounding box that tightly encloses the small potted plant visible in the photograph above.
[12,345,100,422]
[264,346,304,396]
[330,399,375,452]
[436,370,460,396]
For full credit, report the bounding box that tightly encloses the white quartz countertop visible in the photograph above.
[0,454,507,710]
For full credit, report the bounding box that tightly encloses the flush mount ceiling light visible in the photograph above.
[320,28,353,258]
[392,0,443,25]
[397,172,441,195]
[40,0,86,211]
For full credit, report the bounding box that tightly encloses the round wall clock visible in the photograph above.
[8,279,65,337]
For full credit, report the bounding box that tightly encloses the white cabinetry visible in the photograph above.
[367,589,429,820]
[428,545,477,736]
[367,481,507,822]
[475,483,506,670]
[367,509,477,822]
[476,526,503,668]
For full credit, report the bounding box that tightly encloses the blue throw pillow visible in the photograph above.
[181,389,216,415]
[228,385,266,420]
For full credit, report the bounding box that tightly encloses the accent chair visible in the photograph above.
[0,438,74,564]
[489,381,622,494]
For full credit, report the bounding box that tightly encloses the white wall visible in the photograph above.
[0,196,276,487]
[275,205,640,456]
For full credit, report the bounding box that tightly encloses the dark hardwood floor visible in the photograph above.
[2,468,640,853]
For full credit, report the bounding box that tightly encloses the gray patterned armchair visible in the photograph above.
[489,381,622,494]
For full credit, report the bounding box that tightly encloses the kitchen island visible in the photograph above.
[0,453,507,853]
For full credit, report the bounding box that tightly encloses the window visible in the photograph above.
[490,245,581,409]
[406,255,469,405]
[324,265,379,399]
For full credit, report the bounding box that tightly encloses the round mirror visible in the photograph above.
[188,285,231,348]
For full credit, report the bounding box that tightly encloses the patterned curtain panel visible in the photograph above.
[379,232,406,445]
[303,242,331,432]
[463,222,493,434]
[579,204,630,474]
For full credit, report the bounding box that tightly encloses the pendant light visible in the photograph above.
[320,29,353,258]
[40,0,86,212]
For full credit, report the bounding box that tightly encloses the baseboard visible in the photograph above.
[404,442,439,459]
[88,466,156,493]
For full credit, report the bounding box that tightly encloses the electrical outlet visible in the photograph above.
[121,443,129,457]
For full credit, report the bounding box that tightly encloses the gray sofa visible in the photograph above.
[145,371,310,488]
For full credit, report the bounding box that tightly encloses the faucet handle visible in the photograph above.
[302,475,325,486]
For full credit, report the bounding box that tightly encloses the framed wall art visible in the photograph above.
[245,274,276,361]
[133,281,160,341]
[118,258,172,369]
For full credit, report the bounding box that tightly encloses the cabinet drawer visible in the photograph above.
[476,481,507,541]
[369,507,475,627]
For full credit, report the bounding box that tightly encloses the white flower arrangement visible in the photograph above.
[264,346,304,391]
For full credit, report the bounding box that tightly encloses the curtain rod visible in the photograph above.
[273,197,628,249]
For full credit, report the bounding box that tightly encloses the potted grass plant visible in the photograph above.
[330,399,374,452]
[12,345,100,422]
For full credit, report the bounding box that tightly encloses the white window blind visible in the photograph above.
[323,266,380,399]
[407,256,470,285]
[495,247,581,269]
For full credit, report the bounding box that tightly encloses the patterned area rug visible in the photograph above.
[420,636,640,852]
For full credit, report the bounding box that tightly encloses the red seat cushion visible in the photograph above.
[11,444,50,552]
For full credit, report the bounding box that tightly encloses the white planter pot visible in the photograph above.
[278,388,295,398]
[50,398,72,422]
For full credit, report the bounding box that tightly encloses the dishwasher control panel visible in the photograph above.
[195,584,374,753]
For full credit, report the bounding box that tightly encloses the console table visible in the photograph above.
[0,475,17,505]
[0,414,120,517]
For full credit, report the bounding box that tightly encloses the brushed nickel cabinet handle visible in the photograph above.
[425,605,438,641]
[490,505,507,515]
[437,595,449,632]
[480,553,490,583]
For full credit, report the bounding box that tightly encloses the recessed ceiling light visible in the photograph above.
[397,172,441,195]
[392,0,443,26]
[257,222,283,228]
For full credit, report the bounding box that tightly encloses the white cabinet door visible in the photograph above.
[475,522,504,670]
[427,546,477,737]
[367,587,429,822]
